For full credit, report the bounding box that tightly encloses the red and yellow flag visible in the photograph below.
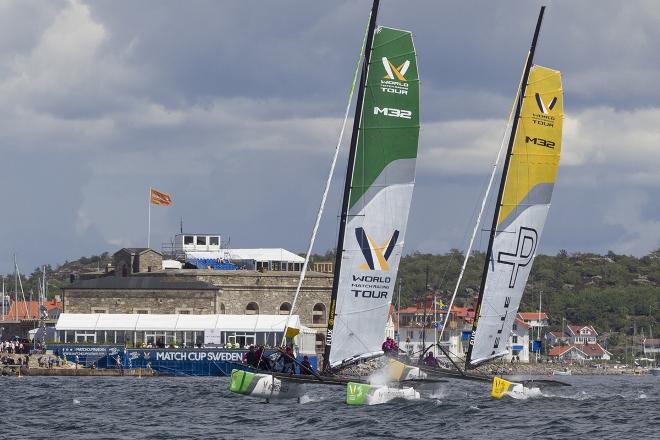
[150,188,173,206]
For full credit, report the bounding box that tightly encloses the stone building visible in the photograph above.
[63,277,221,315]
[114,248,163,276]
[62,265,333,352]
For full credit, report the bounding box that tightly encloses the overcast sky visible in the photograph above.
[2,0,660,272]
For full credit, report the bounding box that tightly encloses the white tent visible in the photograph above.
[55,313,316,353]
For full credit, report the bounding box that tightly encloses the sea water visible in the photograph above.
[0,375,657,439]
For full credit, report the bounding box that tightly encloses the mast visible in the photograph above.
[323,0,380,372]
[14,253,18,322]
[465,6,545,368]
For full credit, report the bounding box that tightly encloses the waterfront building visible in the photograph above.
[548,343,612,362]
[54,313,316,352]
[63,247,332,354]
[0,298,62,321]
[545,323,612,362]
[642,338,660,355]
[504,318,531,363]
[396,299,475,362]
[566,325,598,344]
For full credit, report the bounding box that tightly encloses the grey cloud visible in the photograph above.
[1,0,660,272]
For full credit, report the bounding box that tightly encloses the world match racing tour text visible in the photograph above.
[351,274,392,299]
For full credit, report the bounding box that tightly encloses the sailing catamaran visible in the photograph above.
[418,7,566,397]
[230,0,421,401]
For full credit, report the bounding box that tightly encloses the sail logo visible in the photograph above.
[382,57,409,81]
[535,93,557,115]
[355,227,399,271]
[381,57,410,95]
[374,107,412,119]
[497,227,538,288]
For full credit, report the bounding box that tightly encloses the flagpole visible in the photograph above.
[147,187,151,249]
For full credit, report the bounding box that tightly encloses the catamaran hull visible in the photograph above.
[346,382,420,405]
[491,376,542,400]
[502,383,542,400]
[229,369,304,400]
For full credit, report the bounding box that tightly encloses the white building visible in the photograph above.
[504,318,531,363]
[54,313,317,355]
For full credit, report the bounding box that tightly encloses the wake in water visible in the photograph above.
[298,394,324,404]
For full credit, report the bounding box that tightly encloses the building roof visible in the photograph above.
[548,331,565,339]
[0,299,62,320]
[65,276,217,291]
[55,313,314,333]
[514,317,531,330]
[517,312,549,321]
[548,343,610,358]
[548,344,583,357]
[187,248,304,263]
[117,248,162,256]
[579,343,610,357]
[643,338,660,348]
[567,325,598,337]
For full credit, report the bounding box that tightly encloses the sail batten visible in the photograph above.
[325,26,420,369]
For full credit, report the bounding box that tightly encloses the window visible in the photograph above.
[315,334,325,352]
[312,303,326,324]
[74,331,96,343]
[184,235,194,245]
[512,336,518,343]
[513,323,517,330]
[121,264,128,277]
[220,303,226,314]
[176,309,192,314]
[210,236,219,246]
[133,308,150,314]
[245,302,259,315]
[279,302,292,315]
[92,308,107,314]
[196,236,207,246]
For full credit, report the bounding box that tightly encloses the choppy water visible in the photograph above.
[1,374,657,439]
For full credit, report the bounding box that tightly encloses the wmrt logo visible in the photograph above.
[382,57,410,81]
[355,227,399,271]
[497,227,538,288]
[535,93,557,114]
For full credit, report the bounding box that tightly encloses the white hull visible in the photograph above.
[230,370,305,400]
[504,383,543,400]
[365,385,421,405]
[552,370,572,376]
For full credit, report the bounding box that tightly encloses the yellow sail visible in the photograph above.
[498,65,563,227]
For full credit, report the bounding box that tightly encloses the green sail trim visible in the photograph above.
[349,26,420,209]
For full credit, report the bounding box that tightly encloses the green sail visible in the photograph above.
[327,26,419,367]
[349,27,420,210]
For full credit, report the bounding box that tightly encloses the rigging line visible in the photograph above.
[438,57,528,343]
[279,12,371,347]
